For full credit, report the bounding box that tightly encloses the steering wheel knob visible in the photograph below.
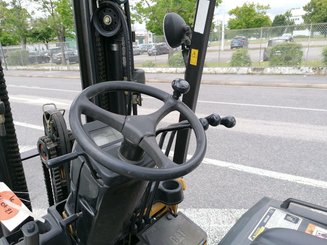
[172,79,190,99]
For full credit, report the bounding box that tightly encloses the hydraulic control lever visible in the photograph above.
[200,114,236,131]
[156,113,236,136]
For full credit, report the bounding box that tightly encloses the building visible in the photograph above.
[290,8,306,25]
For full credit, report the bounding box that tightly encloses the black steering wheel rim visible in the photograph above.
[69,81,206,181]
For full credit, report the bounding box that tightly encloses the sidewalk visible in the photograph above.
[3,69,327,89]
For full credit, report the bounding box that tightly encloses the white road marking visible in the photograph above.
[9,95,71,109]
[14,121,43,131]
[19,145,37,152]
[218,118,327,142]
[181,208,246,243]
[203,157,327,189]
[139,107,327,142]
[142,96,327,112]
[16,125,327,189]
[198,100,327,113]
[8,84,80,93]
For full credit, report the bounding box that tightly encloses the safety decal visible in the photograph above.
[190,49,199,66]
[249,207,302,241]
[0,182,44,231]
[305,223,327,240]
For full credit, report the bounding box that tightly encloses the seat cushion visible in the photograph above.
[251,228,327,245]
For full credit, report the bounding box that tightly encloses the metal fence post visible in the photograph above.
[258,27,263,63]
[306,23,313,62]
[220,17,225,51]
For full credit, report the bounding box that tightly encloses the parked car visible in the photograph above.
[230,36,248,49]
[281,33,294,41]
[28,51,50,64]
[53,49,79,64]
[263,37,294,61]
[139,43,154,54]
[133,45,141,55]
[147,43,169,56]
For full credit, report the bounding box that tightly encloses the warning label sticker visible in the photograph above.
[249,207,302,241]
[305,223,327,240]
[0,191,22,220]
[0,182,30,231]
[190,49,199,66]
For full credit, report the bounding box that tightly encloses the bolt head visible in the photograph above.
[103,15,112,26]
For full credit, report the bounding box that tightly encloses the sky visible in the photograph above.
[19,0,312,31]
[216,0,311,21]
[132,0,311,31]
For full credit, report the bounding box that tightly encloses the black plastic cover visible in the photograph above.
[137,212,206,245]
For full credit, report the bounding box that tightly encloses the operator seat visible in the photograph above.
[251,228,327,245]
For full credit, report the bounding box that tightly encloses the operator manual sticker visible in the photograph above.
[0,182,32,231]
[249,207,302,241]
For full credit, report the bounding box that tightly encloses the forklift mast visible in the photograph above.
[72,0,140,116]
[72,0,216,159]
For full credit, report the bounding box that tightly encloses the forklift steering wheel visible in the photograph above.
[69,81,206,181]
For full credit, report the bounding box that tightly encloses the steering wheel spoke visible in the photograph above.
[139,136,177,169]
[80,97,126,132]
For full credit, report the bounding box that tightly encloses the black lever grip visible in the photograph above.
[220,116,236,128]
[171,78,190,99]
[205,113,221,126]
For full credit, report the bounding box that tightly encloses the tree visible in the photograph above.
[0,0,30,47]
[33,0,75,63]
[133,0,221,35]
[303,0,327,24]
[29,18,56,49]
[272,11,295,27]
[228,3,272,29]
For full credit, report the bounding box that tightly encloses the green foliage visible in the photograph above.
[0,32,19,46]
[142,60,156,67]
[0,1,30,47]
[168,52,184,67]
[132,0,221,35]
[269,43,303,67]
[6,50,29,66]
[228,3,272,29]
[323,47,327,65]
[272,11,295,27]
[34,0,74,41]
[230,49,251,67]
[303,0,327,24]
[29,18,56,44]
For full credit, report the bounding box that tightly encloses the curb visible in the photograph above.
[6,66,327,75]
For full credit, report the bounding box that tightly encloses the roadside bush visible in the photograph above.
[6,50,29,66]
[142,60,156,67]
[323,46,327,65]
[168,51,184,67]
[230,48,251,67]
[269,42,303,67]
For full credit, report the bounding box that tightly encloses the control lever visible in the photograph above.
[171,78,190,100]
[200,114,236,130]
[220,116,236,128]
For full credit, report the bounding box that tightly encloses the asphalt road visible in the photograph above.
[3,73,327,243]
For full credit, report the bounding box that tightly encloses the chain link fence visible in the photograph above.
[1,23,326,69]
[211,22,327,66]
[0,41,78,68]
